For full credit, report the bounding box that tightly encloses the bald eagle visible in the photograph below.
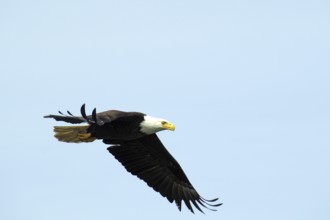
[44,104,222,213]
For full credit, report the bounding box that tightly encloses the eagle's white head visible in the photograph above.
[140,115,175,135]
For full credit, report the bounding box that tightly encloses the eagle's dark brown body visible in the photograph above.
[44,104,222,213]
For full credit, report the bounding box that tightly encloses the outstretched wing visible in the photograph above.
[107,134,222,213]
[43,104,95,124]
[43,104,125,125]
[43,113,86,124]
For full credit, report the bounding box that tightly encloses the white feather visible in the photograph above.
[140,115,166,135]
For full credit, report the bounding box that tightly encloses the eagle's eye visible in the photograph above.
[161,121,167,125]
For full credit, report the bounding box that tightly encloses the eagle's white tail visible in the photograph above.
[53,125,96,143]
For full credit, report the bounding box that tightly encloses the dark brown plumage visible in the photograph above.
[108,134,221,213]
[44,104,222,213]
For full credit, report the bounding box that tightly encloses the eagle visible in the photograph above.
[44,104,222,213]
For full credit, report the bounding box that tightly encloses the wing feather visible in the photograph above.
[44,104,120,125]
[107,134,222,213]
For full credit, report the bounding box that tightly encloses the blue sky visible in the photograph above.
[1,0,329,219]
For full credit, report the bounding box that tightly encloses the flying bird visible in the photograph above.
[44,104,222,213]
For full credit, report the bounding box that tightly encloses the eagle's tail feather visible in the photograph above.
[53,125,96,143]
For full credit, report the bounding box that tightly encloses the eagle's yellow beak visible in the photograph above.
[162,121,175,131]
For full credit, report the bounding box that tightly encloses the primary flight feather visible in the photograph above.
[44,104,222,213]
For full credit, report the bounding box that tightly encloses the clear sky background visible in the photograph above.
[1,0,329,219]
